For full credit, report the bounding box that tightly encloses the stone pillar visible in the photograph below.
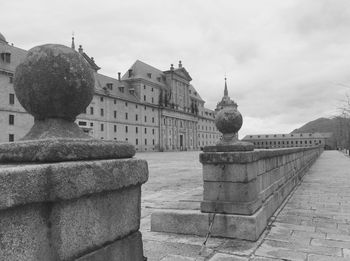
[0,44,148,261]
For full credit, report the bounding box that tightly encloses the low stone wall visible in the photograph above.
[0,158,148,261]
[151,146,322,241]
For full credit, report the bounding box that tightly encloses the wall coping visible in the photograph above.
[200,146,322,164]
[0,158,148,210]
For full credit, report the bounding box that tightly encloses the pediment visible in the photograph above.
[174,68,192,81]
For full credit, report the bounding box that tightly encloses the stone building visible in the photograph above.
[0,33,220,151]
[242,132,334,149]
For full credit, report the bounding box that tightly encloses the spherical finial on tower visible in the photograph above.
[14,44,94,122]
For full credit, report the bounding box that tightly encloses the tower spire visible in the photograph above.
[71,32,75,50]
[224,76,228,97]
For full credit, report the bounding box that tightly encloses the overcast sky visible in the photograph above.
[2,0,350,137]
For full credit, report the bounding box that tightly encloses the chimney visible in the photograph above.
[178,60,182,68]
[128,69,132,78]
[118,72,121,81]
[91,57,94,63]
[170,64,174,71]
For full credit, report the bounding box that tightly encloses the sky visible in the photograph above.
[2,0,350,138]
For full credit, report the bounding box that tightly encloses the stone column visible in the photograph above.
[0,44,148,261]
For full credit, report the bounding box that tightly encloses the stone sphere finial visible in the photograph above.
[14,44,94,122]
[215,107,243,137]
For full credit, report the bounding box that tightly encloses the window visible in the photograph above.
[100,108,104,116]
[9,93,14,105]
[106,83,113,90]
[144,128,147,134]
[90,107,94,115]
[125,126,128,133]
[9,134,14,142]
[100,97,104,102]
[136,127,138,133]
[144,116,147,122]
[136,138,138,145]
[153,139,155,145]
[9,114,14,125]
[152,97,154,103]
[1,52,11,63]
[144,85,146,89]
[145,139,147,145]
[114,111,117,118]
[144,106,146,110]
[90,122,94,127]
[9,76,13,83]
[151,87,154,92]
[152,129,155,135]
[147,73,152,78]
[125,113,128,120]
[135,114,138,121]
[114,125,117,132]
[144,95,146,101]
[125,102,128,107]
[78,121,87,126]
[136,104,138,108]
[100,124,104,131]
[152,117,155,123]
[114,99,117,104]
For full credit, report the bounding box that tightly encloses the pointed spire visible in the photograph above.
[224,76,228,97]
[71,32,75,50]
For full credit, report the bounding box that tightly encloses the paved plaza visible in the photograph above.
[138,150,350,261]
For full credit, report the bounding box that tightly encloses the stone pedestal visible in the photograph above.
[0,158,148,261]
[0,44,149,260]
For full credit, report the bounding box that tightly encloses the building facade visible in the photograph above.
[0,33,220,151]
[242,132,334,149]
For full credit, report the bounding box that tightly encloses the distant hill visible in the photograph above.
[291,118,335,134]
[292,117,350,148]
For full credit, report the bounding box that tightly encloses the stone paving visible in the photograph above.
[138,150,350,261]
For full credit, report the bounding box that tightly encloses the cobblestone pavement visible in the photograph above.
[138,150,350,261]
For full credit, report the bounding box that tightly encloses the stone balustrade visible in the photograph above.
[151,146,323,241]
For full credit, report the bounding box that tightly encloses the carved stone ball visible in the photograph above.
[215,107,243,134]
[14,44,94,121]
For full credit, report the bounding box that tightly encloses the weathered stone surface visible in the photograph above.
[51,187,141,260]
[76,231,144,261]
[203,180,258,202]
[203,162,258,183]
[0,203,53,261]
[0,139,136,163]
[151,208,267,241]
[0,158,148,210]
[203,141,254,152]
[201,199,261,215]
[14,44,94,122]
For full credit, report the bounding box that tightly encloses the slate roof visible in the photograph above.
[189,84,204,102]
[122,60,166,87]
[0,41,27,73]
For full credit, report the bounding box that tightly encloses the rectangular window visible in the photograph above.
[136,127,138,133]
[90,107,94,115]
[100,108,104,116]
[135,114,138,121]
[9,93,14,105]
[9,114,14,125]
[125,113,128,120]
[152,97,154,103]
[9,134,14,142]
[100,124,104,131]
[144,128,147,134]
[136,138,138,145]
[145,139,147,145]
[114,99,116,104]
[153,139,155,145]
[100,97,104,102]
[152,117,155,123]
[152,129,155,135]
[125,126,128,133]
[114,125,117,132]
[125,102,128,107]
[144,116,147,122]
[114,110,117,118]
[9,76,13,83]
[144,95,146,101]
